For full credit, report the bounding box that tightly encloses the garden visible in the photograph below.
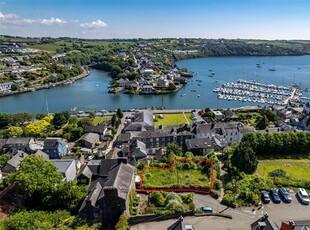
[154,113,193,126]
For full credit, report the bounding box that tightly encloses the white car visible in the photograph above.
[297,188,310,205]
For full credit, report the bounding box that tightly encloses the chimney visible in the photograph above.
[289,220,295,228]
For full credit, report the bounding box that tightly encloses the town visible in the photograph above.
[0,98,310,229]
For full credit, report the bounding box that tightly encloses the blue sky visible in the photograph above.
[1,0,310,39]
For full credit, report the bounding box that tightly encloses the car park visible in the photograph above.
[278,188,292,203]
[270,188,281,203]
[196,206,213,213]
[260,190,270,203]
[297,188,310,205]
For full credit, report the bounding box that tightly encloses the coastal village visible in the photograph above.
[1,36,310,229]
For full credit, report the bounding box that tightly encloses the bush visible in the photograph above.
[268,169,289,178]
[149,192,165,207]
[115,215,129,230]
[165,200,185,214]
[165,193,183,205]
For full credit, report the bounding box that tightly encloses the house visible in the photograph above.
[43,138,68,159]
[250,214,278,230]
[51,159,77,182]
[62,155,85,172]
[0,82,13,91]
[122,139,147,160]
[80,133,100,149]
[77,158,130,184]
[141,68,154,77]
[213,111,224,120]
[5,137,35,153]
[79,163,135,226]
[223,110,239,120]
[281,220,310,230]
[192,123,214,139]
[185,138,214,155]
[167,216,194,230]
[157,76,169,87]
[123,110,154,132]
[84,123,108,136]
[141,83,154,93]
[34,150,49,160]
[304,102,310,115]
[1,151,28,175]
[115,133,131,148]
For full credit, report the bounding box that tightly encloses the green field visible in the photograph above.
[92,116,111,125]
[257,160,310,180]
[142,168,210,189]
[154,113,193,126]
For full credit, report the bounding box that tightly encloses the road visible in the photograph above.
[132,193,310,230]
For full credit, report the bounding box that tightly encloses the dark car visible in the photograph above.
[278,188,292,203]
[260,190,270,203]
[270,188,281,203]
[196,206,213,213]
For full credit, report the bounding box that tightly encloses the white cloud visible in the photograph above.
[80,20,107,29]
[0,11,35,25]
[40,17,67,26]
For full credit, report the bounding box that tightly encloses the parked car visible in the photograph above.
[278,188,292,203]
[196,206,213,213]
[260,190,270,203]
[270,189,281,203]
[297,188,310,205]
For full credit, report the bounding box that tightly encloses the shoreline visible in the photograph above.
[0,68,91,98]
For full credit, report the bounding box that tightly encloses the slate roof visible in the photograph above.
[6,150,28,169]
[84,123,107,134]
[51,159,74,174]
[99,163,135,200]
[168,216,194,230]
[195,123,213,134]
[116,133,131,143]
[81,133,100,144]
[99,158,128,177]
[79,181,103,212]
[134,110,154,126]
[0,139,7,148]
[251,214,278,230]
[185,138,213,150]
[34,150,49,160]
[6,137,31,145]
[44,138,67,150]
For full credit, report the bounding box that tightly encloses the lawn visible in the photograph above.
[142,168,210,189]
[154,113,193,126]
[92,116,111,125]
[257,161,310,180]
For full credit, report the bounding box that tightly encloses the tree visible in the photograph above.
[231,142,258,174]
[256,115,269,130]
[166,143,182,156]
[52,111,70,128]
[116,108,123,118]
[111,114,120,128]
[0,113,10,128]
[0,153,10,168]
[7,126,23,137]
[10,83,20,91]
[168,82,177,90]
[5,155,63,197]
[115,215,129,230]
[77,117,93,127]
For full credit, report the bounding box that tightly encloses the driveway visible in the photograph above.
[131,192,310,230]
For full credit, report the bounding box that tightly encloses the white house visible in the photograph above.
[213,111,224,120]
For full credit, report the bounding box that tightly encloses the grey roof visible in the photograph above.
[51,159,74,173]
[44,138,67,150]
[116,133,131,143]
[99,158,128,177]
[185,138,213,150]
[6,137,31,145]
[79,181,103,212]
[292,220,310,230]
[250,214,278,230]
[0,139,7,148]
[6,151,28,169]
[34,150,49,160]
[85,160,101,175]
[195,123,213,134]
[167,217,193,230]
[99,163,135,200]
[81,133,100,144]
[134,110,154,126]
[84,123,107,134]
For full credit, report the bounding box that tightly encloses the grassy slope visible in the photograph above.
[92,116,111,125]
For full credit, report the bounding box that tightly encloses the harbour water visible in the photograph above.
[1,55,310,113]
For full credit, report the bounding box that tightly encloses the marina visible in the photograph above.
[213,79,303,106]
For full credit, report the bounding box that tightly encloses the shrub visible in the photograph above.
[149,192,165,207]
[268,169,289,178]
[165,200,185,214]
[165,193,183,205]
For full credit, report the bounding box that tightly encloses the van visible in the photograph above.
[297,188,310,204]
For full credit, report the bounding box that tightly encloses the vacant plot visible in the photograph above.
[92,116,111,125]
[257,160,310,180]
[154,113,192,126]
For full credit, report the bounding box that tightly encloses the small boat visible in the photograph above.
[181,94,186,97]
[209,69,213,72]
[197,94,200,97]
[96,85,99,87]
[208,75,213,77]
[191,89,196,92]
[268,68,276,71]
[256,63,262,68]
[212,72,215,75]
